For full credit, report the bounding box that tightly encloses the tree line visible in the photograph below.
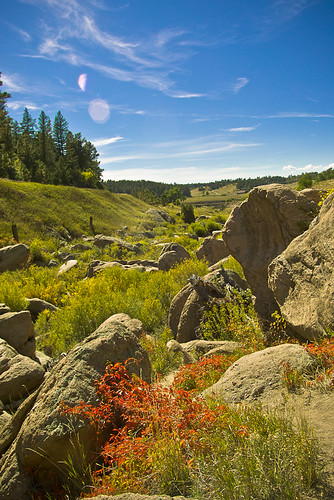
[0,73,103,188]
[104,179,191,205]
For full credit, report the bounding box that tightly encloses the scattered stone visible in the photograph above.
[26,298,58,321]
[0,244,30,273]
[146,208,175,225]
[196,236,230,266]
[158,243,190,271]
[0,311,36,357]
[57,259,78,276]
[222,184,319,325]
[269,191,334,341]
[93,234,141,254]
[85,259,158,278]
[0,339,45,404]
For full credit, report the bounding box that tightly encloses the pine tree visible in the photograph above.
[53,110,68,156]
[0,73,15,178]
[20,107,36,137]
[36,110,56,182]
[17,107,39,181]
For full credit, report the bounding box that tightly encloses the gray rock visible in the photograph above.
[196,236,229,266]
[222,184,319,325]
[108,313,144,338]
[0,316,151,497]
[268,192,334,341]
[26,298,58,321]
[0,311,36,357]
[0,244,30,273]
[57,258,78,276]
[146,208,175,225]
[203,343,314,403]
[0,303,10,315]
[158,243,190,271]
[93,234,140,254]
[0,339,45,404]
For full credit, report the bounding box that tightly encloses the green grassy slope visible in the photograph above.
[0,179,151,244]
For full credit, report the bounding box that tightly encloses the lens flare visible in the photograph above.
[88,99,110,123]
[78,73,87,91]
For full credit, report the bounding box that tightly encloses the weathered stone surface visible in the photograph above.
[0,311,36,357]
[222,184,319,325]
[158,243,190,271]
[196,236,229,266]
[268,192,334,341]
[203,344,314,403]
[0,317,151,497]
[0,244,30,272]
[146,208,175,225]
[85,259,158,278]
[0,339,45,404]
[57,258,78,276]
[168,269,248,343]
[93,234,141,254]
[300,188,322,204]
[26,298,58,321]
[109,313,145,338]
[0,390,38,458]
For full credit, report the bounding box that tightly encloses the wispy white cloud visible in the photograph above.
[7,100,40,111]
[232,77,249,94]
[4,21,32,42]
[20,0,204,98]
[92,136,124,147]
[227,126,258,132]
[283,162,334,172]
[99,140,261,165]
[1,73,26,93]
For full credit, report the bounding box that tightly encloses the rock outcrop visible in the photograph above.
[195,236,229,266]
[0,311,36,357]
[222,184,319,325]
[203,343,314,403]
[0,244,30,272]
[268,192,334,341]
[146,208,175,225]
[26,298,58,321]
[0,316,151,498]
[168,269,248,343]
[158,243,190,271]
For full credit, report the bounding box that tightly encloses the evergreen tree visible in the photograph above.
[53,110,68,156]
[36,110,56,182]
[17,107,39,181]
[0,74,15,178]
[19,107,36,136]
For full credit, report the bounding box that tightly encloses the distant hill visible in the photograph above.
[0,179,150,244]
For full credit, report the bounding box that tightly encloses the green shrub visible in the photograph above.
[181,203,195,224]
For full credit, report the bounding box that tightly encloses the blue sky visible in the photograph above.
[1,0,334,183]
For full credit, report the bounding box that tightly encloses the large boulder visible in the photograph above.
[203,343,314,403]
[26,298,58,321]
[0,339,45,404]
[222,184,319,325]
[0,316,151,498]
[0,311,36,357]
[0,244,30,272]
[158,243,190,271]
[268,192,334,341]
[196,236,229,266]
[168,269,248,343]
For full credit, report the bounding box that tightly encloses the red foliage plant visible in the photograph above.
[60,359,243,496]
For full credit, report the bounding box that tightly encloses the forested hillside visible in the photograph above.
[0,73,102,188]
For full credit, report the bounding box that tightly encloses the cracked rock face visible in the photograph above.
[221,184,319,325]
[268,192,334,341]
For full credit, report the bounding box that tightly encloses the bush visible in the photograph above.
[59,361,321,499]
[181,203,195,223]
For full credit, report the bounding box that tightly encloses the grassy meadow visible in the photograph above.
[1,179,333,499]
